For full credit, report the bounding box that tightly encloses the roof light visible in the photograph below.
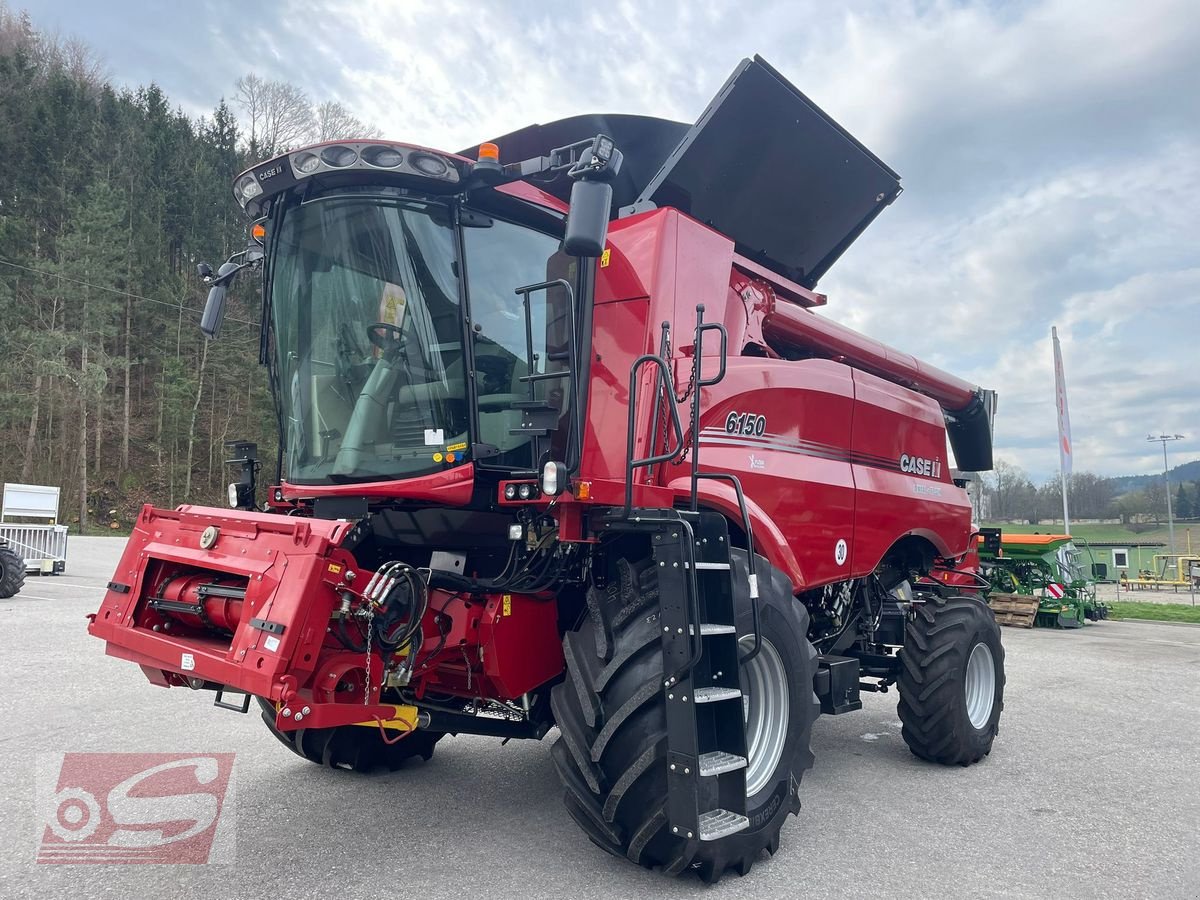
[478,142,500,163]
[293,151,321,174]
[410,152,450,178]
[362,145,404,168]
[235,174,262,204]
[320,145,358,168]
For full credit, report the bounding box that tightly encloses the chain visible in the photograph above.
[363,605,374,706]
[673,331,699,463]
[651,328,701,467]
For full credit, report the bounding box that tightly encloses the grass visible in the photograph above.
[1107,601,1200,624]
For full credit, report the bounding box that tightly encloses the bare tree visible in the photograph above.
[312,100,381,142]
[235,74,312,157]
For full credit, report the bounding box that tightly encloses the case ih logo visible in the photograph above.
[36,753,235,864]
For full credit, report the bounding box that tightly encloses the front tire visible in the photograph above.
[550,548,818,882]
[256,697,442,772]
[897,593,1005,765]
[0,545,25,599]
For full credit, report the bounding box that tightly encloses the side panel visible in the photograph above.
[581,298,655,481]
[672,357,858,591]
[849,369,973,567]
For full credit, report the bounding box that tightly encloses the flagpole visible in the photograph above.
[1052,326,1072,535]
[1060,467,1071,535]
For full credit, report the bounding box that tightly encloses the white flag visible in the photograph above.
[1052,326,1072,477]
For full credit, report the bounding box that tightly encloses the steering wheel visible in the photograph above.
[367,322,405,353]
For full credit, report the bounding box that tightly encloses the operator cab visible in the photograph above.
[200,138,613,496]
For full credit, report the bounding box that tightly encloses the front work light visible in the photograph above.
[541,461,566,496]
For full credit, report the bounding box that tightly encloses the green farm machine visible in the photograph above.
[977,532,1108,628]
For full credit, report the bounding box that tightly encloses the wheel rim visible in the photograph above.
[964,641,996,729]
[738,635,789,798]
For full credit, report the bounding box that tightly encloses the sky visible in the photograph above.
[23,0,1200,481]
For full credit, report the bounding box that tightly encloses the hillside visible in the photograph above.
[1108,459,1200,496]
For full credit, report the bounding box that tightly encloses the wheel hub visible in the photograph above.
[964,641,996,729]
[739,635,789,798]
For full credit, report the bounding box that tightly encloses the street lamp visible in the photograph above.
[1147,433,1186,554]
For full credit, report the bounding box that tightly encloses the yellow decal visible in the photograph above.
[379,282,408,327]
[327,563,343,575]
[600,248,611,268]
[502,594,512,616]
[447,441,468,453]
[433,452,444,462]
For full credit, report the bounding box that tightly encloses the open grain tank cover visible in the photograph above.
[629,55,902,288]
[466,56,901,289]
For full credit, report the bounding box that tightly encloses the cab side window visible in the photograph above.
[464,218,570,468]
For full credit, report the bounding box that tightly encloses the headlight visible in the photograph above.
[320,145,358,168]
[504,484,517,501]
[517,483,532,500]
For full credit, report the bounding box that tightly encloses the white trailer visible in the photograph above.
[0,483,68,574]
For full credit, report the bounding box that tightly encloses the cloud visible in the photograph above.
[22,0,1200,479]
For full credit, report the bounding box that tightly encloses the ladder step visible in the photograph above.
[698,750,748,777]
[697,808,751,841]
[693,686,742,704]
[692,561,731,570]
[699,623,735,635]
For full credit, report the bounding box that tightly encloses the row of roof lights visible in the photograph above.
[233,142,458,208]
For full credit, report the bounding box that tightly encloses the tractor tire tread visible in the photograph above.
[0,546,25,598]
[897,594,1005,766]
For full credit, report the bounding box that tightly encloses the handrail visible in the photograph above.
[623,354,685,517]
[511,278,577,466]
[687,304,728,512]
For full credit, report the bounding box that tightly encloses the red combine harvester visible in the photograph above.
[89,57,1003,881]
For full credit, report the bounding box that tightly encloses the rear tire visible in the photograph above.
[897,593,1005,765]
[550,549,818,882]
[256,697,442,772]
[0,546,25,599]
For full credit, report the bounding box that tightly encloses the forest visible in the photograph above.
[0,5,373,528]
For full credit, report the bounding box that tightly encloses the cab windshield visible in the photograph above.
[270,196,465,483]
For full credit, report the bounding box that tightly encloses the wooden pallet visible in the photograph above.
[988,592,1039,628]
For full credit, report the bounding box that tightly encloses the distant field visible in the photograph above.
[983,521,1199,548]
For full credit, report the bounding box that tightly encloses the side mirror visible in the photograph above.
[200,261,239,340]
[563,178,612,257]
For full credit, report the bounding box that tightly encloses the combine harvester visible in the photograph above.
[88,57,1004,880]
[978,532,1107,628]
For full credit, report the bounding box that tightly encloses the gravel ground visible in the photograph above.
[1,536,1197,899]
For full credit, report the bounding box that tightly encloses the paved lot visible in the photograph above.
[1,537,1198,899]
